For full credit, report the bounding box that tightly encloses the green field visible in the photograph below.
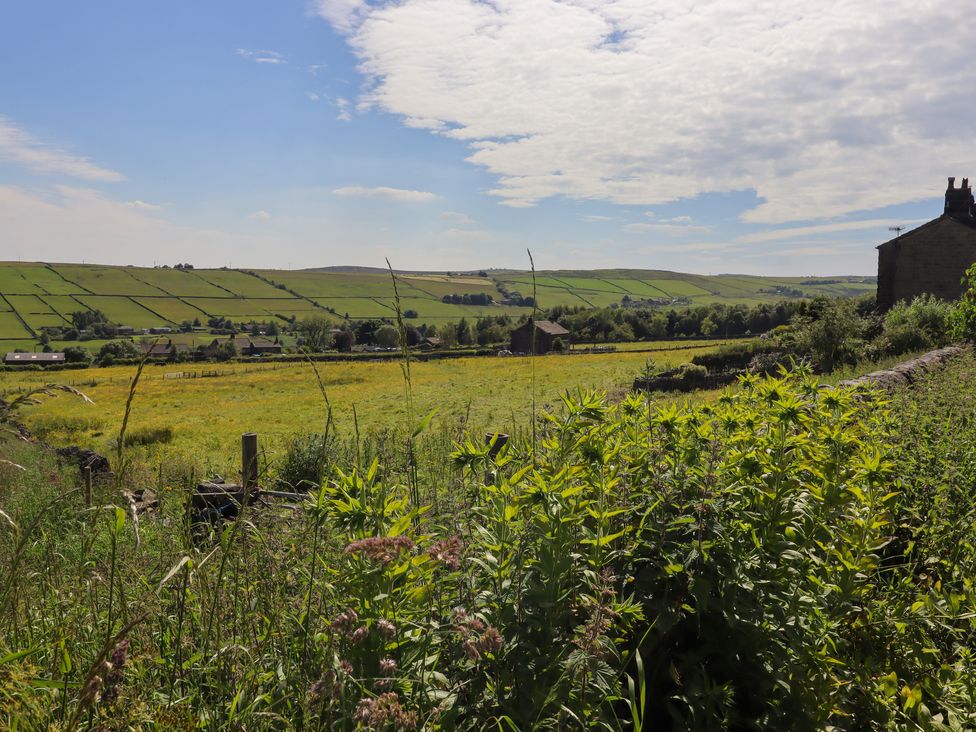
[0,311,32,338]
[0,262,876,347]
[0,341,732,465]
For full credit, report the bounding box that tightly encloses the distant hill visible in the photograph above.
[0,261,876,346]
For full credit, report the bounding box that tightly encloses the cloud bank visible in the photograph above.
[315,0,976,222]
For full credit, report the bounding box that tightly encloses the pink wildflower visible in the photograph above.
[354,692,418,730]
[428,536,464,570]
[343,536,415,565]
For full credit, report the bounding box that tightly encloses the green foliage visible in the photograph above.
[298,314,335,353]
[950,262,976,342]
[5,360,976,729]
[277,432,336,491]
[675,361,707,383]
[96,339,139,365]
[782,296,866,371]
[875,294,955,356]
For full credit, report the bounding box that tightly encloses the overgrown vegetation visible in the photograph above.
[3,349,976,728]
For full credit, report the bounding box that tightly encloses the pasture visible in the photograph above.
[0,262,876,350]
[0,341,729,472]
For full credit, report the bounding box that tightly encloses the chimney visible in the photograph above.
[944,175,975,218]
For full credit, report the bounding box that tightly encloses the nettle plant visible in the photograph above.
[290,370,939,730]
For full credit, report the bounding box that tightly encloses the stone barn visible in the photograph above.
[510,319,570,354]
[877,177,976,310]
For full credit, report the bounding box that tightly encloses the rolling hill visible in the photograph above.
[0,261,876,347]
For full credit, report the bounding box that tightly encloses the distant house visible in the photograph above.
[115,326,136,336]
[207,335,282,356]
[242,336,282,356]
[4,352,65,365]
[137,340,180,359]
[510,319,570,354]
[877,177,976,310]
[419,336,442,350]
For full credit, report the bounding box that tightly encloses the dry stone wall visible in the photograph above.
[838,346,965,391]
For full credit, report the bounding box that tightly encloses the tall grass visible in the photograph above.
[4,351,976,729]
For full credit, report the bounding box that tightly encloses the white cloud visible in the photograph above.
[249,209,272,220]
[0,116,123,182]
[312,0,369,35]
[306,92,321,102]
[236,48,285,64]
[623,222,710,235]
[736,218,924,244]
[317,0,976,222]
[335,97,352,122]
[440,210,474,224]
[0,185,274,265]
[582,214,616,222]
[332,185,438,202]
[124,199,163,211]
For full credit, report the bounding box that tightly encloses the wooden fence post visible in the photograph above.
[242,432,259,493]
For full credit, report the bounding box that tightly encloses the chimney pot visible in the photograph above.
[948,177,956,189]
[963,178,970,189]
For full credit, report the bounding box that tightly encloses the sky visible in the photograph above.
[1,0,975,276]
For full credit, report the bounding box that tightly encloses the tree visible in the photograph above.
[72,309,108,331]
[700,316,718,337]
[374,325,400,348]
[333,331,355,352]
[298,315,334,352]
[403,309,418,319]
[456,318,473,346]
[63,346,92,365]
[97,340,139,365]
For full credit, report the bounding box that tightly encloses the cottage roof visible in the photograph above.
[880,177,976,250]
[532,320,570,336]
[877,214,976,250]
[138,341,175,356]
[4,352,65,363]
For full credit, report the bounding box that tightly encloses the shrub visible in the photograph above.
[676,362,707,384]
[951,262,976,341]
[784,297,865,372]
[883,294,953,346]
[277,432,335,490]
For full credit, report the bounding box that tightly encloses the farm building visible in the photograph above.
[137,340,187,359]
[877,177,976,310]
[510,319,570,354]
[419,336,442,350]
[207,335,282,356]
[4,352,65,365]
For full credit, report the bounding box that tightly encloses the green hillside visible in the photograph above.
[0,262,876,347]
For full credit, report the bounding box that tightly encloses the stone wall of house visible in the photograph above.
[878,217,976,310]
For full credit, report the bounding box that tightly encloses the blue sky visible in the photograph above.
[1,0,973,275]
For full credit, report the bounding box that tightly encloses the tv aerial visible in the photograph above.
[888,225,904,237]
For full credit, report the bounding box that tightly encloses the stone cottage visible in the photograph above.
[876,177,976,310]
[510,319,570,354]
